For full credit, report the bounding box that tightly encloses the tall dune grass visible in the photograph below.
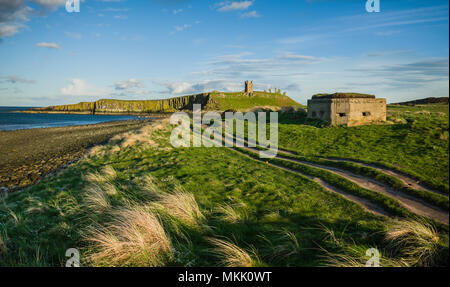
[139,175,163,199]
[84,166,117,184]
[258,230,301,264]
[321,219,445,267]
[85,205,173,267]
[215,203,248,224]
[385,219,442,266]
[207,237,259,267]
[83,184,111,213]
[0,234,5,255]
[157,190,204,227]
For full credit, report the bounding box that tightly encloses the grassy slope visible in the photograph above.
[0,122,388,267]
[276,104,449,192]
[209,91,301,111]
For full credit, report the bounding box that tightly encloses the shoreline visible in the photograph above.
[0,119,154,194]
[18,110,173,117]
[0,118,147,132]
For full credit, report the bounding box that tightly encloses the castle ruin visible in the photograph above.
[307,93,386,127]
[245,80,254,95]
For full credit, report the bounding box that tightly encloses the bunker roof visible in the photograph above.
[312,93,376,99]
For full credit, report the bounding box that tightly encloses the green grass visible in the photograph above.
[1,108,448,267]
[275,104,449,193]
[236,147,412,219]
[235,137,449,211]
[0,121,396,267]
[208,91,300,111]
[277,153,449,211]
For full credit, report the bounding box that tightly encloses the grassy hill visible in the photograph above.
[26,91,299,114]
[273,103,450,193]
[391,97,449,106]
[1,117,448,267]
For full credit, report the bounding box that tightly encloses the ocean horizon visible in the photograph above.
[0,106,140,131]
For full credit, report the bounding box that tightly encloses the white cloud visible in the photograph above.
[158,79,242,95]
[114,15,128,20]
[171,23,191,34]
[0,0,66,39]
[115,78,142,90]
[60,78,108,97]
[241,10,260,18]
[2,75,35,84]
[65,31,81,39]
[104,7,129,12]
[0,24,21,38]
[113,78,150,96]
[31,0,66,9]
[173,9,182,15]
[36,42,60,49]
[217,1,253,12]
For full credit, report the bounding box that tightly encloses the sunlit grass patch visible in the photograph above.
[156,189,205,227]
[385,219,444,267]
[215,202,248,224]
[83,184,111,213]
[85,205,173,267]
[320,218,448,267]
[84,165,117,184]
[207,237,260,267]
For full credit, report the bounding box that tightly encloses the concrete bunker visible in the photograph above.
[307,93,386,126]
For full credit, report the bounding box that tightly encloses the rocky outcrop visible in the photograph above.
[26,91,300,114]
[28,94,213,114]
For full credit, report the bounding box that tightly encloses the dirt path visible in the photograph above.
[276,155,449,225]
[260,142,447,197]
[228,148,391,218]
[323,157,448,197]
[222,132,448,224]
[210,134,391,217]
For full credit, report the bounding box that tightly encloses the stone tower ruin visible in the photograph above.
[245,80,254,95]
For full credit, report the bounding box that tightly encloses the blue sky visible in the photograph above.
[0,0,448,106]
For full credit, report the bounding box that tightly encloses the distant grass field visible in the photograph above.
[276,104,449,193]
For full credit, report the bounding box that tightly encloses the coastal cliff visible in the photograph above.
[26,91,299,114]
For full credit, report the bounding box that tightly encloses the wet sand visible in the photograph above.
[0,120,151,192]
